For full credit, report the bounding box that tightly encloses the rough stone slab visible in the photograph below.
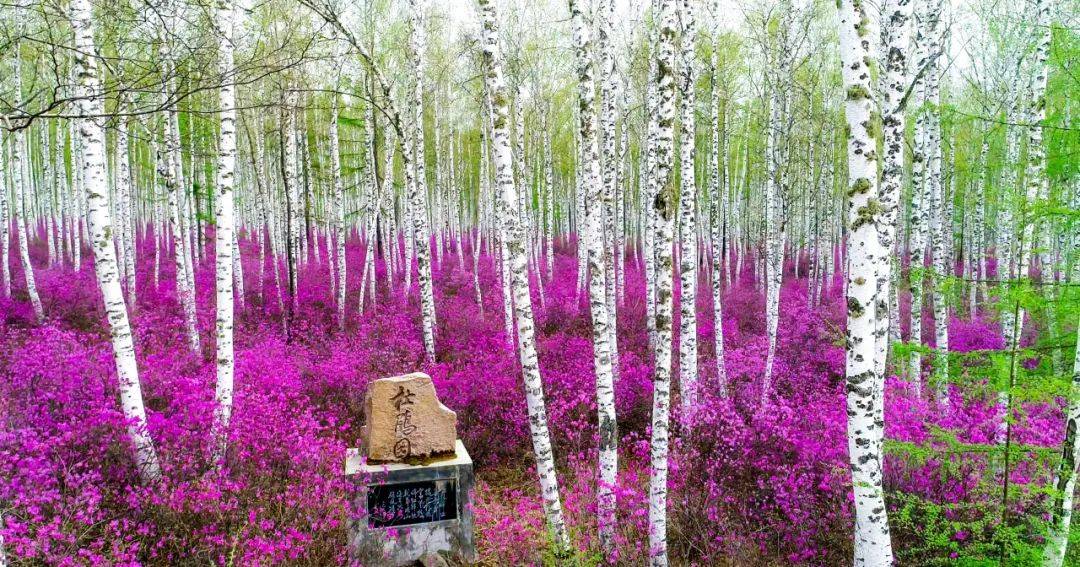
[346,440,476,566]
[361,373,457,462]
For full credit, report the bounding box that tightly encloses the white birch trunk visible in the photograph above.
[42,126,56,269]
[1044,310,1080,566]
[477,0,571,550]
[644,72,659,355]
[878,0,913,380]
[283,91,301,313]
[929,128,949,398]
[598,0,621,385]
[378,125,396,304]
[11,53,44,323]
[1045,166,1080,562]
[116,112,137,308]
[357,112,377,312]
[161,104,200,351]
[568,0,618,552]
[155,12,199,350]
[544,130,555,279]
[710,44,728,396]
[839,0,894,560]
[409,0,437,362]
[648,0,678,562]
[761,1,791,398]
[212,0,238,465]
[907,0,935,386]
[174,111,198,328]
[73,119,84,272]
[233,217,245,308]
[1001,0,1052,463]
[330,97,346,328]
[918,0,947,397]
[677,0,699,411]
[1,136,10,298]
[70,0,162,483]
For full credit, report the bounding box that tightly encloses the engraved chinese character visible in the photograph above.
[390,386,416,411]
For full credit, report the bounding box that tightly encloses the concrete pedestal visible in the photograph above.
[346,440,476,566]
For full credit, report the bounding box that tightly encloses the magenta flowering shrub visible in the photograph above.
[0,310,348,564]
[666,279,854,565]
[0,228,1067,565]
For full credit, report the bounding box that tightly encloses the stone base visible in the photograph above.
[346,440,476,566]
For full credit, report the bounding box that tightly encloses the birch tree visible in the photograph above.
[408,0,437,362]
[1044,308,1080,566]
[69,0,162,483]
[838,0,893,561]
[709,27,728,396]
[761,0,792,399]
[567,0,618,552]
[9,48,44,323]
[156,0,199,352]
[283,89,301,313]
[598,0,621,381]
[923,0,948,393]
[330,95,346,328]
[907,0,944,386]
[477,0,570,552]
[115,110,136,307]
[676,0,699,411]
[1,135,9,299]
[878,0,913,379]
[212,0,238,465]
[648,0,679,562]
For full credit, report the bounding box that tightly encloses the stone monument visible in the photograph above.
[346,372,476,565]
[360,373,457,463]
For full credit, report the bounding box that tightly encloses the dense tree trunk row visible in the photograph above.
[0,0,1073,563]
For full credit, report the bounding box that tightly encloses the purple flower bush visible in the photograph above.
[0,230,1066,564]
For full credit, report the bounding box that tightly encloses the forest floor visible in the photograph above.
[0,231,1067,565]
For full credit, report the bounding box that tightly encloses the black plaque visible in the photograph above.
[367,479,458,528]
